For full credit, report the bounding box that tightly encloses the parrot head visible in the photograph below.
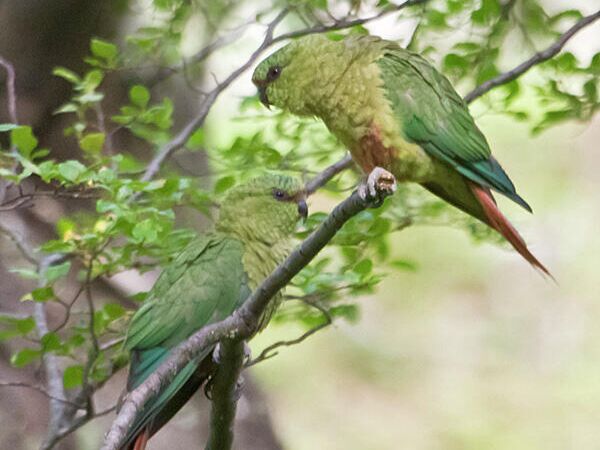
[217,173,307,243]
[252,35,337,116]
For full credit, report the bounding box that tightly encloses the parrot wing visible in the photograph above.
[377,46,532,212]
[121,233,249,448]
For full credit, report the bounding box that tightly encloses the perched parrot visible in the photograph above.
[120,173,307,450]
[252,34,549,275]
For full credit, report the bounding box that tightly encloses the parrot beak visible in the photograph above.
[257,86,271,109]
[296,198,308,221]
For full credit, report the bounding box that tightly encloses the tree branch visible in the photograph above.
[305,153,354,195]
[464,9,600,103]
[205,340,245,450]
[101,182,392,450]
[272,0,428,44]
[0,381,81,408]
[0,55,19,204]
[0,55,18,123]
[36,255,72,450]
[246,297,332,368]
[0,220,39,265]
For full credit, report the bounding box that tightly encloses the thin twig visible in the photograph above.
[246,297,332,368]
[0,55,19,202]
[0,188,101,212]
[0,381,82,408]
[272,0,428,44]
[0,220,39,265]
[36,255,71,450]
[0,55,18,123]
[305,153,354,195]
[464,9,600,103]
[42,403,118,450]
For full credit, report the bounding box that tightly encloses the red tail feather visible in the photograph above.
[132,428,150,450]
[469,182,552,277]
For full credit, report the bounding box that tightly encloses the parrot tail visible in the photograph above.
[469,182,552,278]
[132,428,149,450]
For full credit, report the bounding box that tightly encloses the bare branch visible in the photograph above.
[149,21,252,86]
[0,220,39,265]
[36,255,71,450]
[0,187,101,212]
[305,153,354,195]
[0,381,81,409]
[0,55,18,123]
[101,182,393,450]
[464,9,600,103]
[246,297,332,368]
[273,0,428,44]
[41,403,118,450]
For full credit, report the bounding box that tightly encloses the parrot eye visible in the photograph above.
[272,189,287,200]
[266,65,282,82]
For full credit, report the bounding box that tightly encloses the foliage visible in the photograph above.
[0,0,597,447]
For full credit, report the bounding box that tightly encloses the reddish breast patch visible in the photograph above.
[353,125,396,173]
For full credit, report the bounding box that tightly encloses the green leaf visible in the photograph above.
[130,85,150,108]
[45,261,71,283]
[9,267,40,280]
[583,79,597,103]
[427,9,447,28]
[390,259,418,272]
[186,128,205,149]
[79,132,105,153]
[90,38,118,61]
[54,103,79,114]
[329,304,359,323]
[0,123,18,132]
[22,286,55,302]
[471,0,500,25]
[214,176,236,194]
[11,348,41,367]
[63,365,84,389]
[548,9,583,26]
[132,219,159,243]
[40,239,76,253]
[53,67,81,84]
[58,160,87,182]
[15,317,36,334]
[83,70,104,91]
[104,303,126,320]
[354,259,373,275]
[10,126,38,158]
[41,332,62,352]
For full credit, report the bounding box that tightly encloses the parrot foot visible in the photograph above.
[212,342,250,364]
[233,375,245,401]
[212,343,222,364]
[358,166,397,205]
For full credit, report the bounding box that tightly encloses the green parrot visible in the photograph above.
[252,34,549,275]
[120,173,307,450]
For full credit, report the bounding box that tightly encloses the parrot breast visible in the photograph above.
[309,50,434,181]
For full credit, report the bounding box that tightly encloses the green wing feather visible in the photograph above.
[377,46,532,212]
[122,233,248,445]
